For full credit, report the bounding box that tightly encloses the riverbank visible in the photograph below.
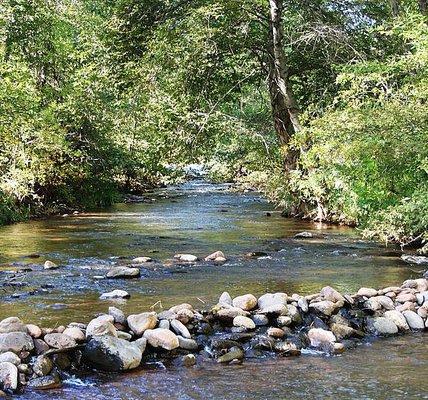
[0,255,427,395]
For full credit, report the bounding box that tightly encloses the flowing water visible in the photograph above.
[0,181,426,399]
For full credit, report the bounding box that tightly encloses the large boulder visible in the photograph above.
[309,300,336,316]
[44,333,76,349]
[257,293,287,309]
[106,266,140,279]
[83,336,142,372]
[86,315,117,338]
[369,317,398,335]
[62,327,85,342]
[307,328,336,348]
[0,362,18,391]
[0,332,34,354]
[384,310,409,331]
[143,328,179,350]
[0,317,27,334]
[127,312,158,336]
[402,310,425,330]
[232,294,257,311]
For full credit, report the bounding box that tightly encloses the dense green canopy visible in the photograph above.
[0,0,427,247]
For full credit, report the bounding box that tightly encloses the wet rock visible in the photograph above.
[294,232,313,238]
[0,318,27,334]
[33,356,53,377]
[44,333,76,349]
[86,315,117,338]
[143,328,179,350]
[170,319,191,338]
[34,339,49,355]
[0,332,34,354]
[53,353,71,370]
[43,261,58,270]
[106,266,140,279]
[232,294,257,311]
[307,328,336,348]
[177,336,198,350]
[132,257,153,263]
[401,254,428,265]
[276,316,292,327]
[357,288,378,298]
[0,362,18,391]
[27,374,61,390]
[383,310,409,331]
[99,290,130,299]
[127,312,158,336]
[182,354,196,367]
[84,336,142,371]
[320,286,345,303]
[218,292,232,306]
[333,342,345,354]
[62,327,85,342]
[309,300,336,316]
[402,310,425,330]
[245,251,268,258]
[174,254,198,262]
[369,317,398,335]
[233,316,255,330]
[330,323,359,340]
[0,353,20,366]
[217,346,244,363]
[267,327,285,338]
[251,314,269,326]
[205,251,225,261]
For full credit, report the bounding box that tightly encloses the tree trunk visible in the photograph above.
[390,0,400,16]
[267,0,300,173]
[419,0,428,14]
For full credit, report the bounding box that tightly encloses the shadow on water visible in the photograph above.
[0,181,426,399]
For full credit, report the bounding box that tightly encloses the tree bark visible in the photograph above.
[267,0,300,173]
[419,0,428,14]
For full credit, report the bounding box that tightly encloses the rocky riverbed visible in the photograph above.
[0,256,427,396]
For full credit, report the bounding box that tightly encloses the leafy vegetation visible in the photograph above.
[0,0,427,247]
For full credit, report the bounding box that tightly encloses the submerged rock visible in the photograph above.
[84,335,142,371]
[27,374,62,390]
[217,347,244,363]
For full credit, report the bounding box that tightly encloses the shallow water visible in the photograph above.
[0,181,426,399]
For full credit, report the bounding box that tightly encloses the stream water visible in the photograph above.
[0,181,426,399]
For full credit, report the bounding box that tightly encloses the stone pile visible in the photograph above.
[0,270,427,395]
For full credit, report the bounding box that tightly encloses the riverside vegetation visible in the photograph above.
[0,250,427,395]
[0,0,427,249]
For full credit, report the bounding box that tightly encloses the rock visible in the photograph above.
[370,317,398,335]
[143,329,179,350]
[127,312,158,336]
[308,328,336,348]
[99,289,130,299]
[174,254,198,262]
[233,316,255,330]
[44,333,76,349]
[26,324,42,338]
[43,260,58,270]
[251,314,269,326]
[218,292,232,306]
[53,353,70,370]
[402,310,425,330]
[159,320,170,330]
[170,319,191,338]
[257,293,287,309]
[169,303,193,314]
[158,310,177,320]
[176,309,194,324]
[86,315,117,338]
[62,327,85,342]
[84,336,142,371]
[320,286,345,303]
[33,356,53,377]
[258,303,288,316]
[384,310,410,331]
[372,296,395,310]
[117,331,132,341]
[276,316,292,327]
[294,232,313,238]
[0,332,34,354]
[401,254,428,265]
[205,251,225,261]
[333,342,345,354]
[297,297,309,313]
[396,293,416,303]
[330,323,358,340]
[232,294,257,311]
[107,307,125,326]
[267,327,285,338]
[216,307,249,320]
[133,337,147,354]
[182,354,196,367]
[177,336,198,350]
[0,362,18,391]
[416,292,428,305]
[132,257,153,263]
[0,353,20,366]
[217,347,244,363]
[106,266,140,279]
[0,318,27,334]
[357,288,378,297]
[27,374,62,390]
[34,339,49,355]
[309,300,336,316]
